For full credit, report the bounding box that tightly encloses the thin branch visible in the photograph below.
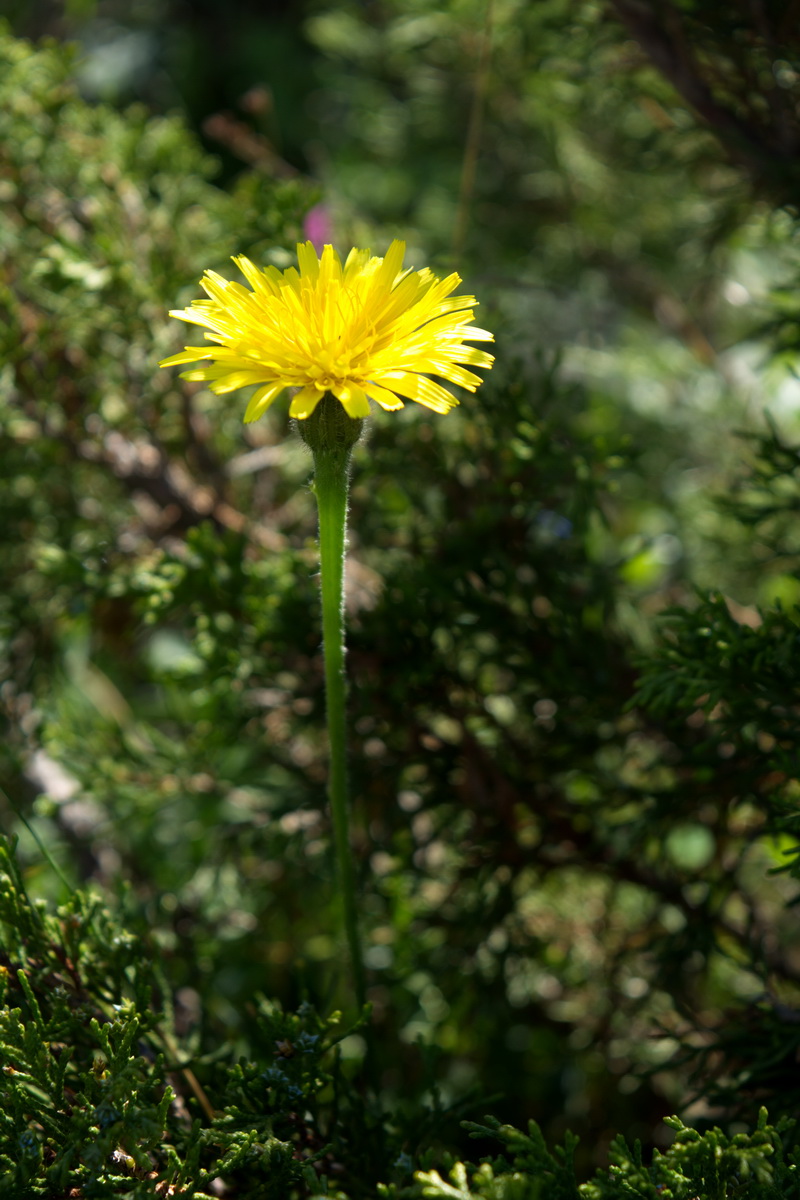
[607,0,797,184]
[452,0,495,260]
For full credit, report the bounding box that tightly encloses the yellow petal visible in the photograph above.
[180,367,214,382]
[233,255,280,296]
[159,348,208,367]
[374,240,406,292]
[243,382,285,423]
[343,246,372,280]
[364,382,404,411]
[318,243,343,289]
[381,372,458,413]
[168,308,219,328]
[208,370,271,394]
[333,385,371,418]
[296,242,321,281]
[289,387,323,419]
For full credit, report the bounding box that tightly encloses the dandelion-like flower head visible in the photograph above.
[160,240,494,422]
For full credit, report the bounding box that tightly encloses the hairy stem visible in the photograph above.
[299,394,366,1011]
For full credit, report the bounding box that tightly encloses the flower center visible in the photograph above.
[306,343,362,391]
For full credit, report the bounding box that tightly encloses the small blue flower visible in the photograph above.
[295,1032,320,1055]
[19,1131,39,1157]
[534,509,573,540]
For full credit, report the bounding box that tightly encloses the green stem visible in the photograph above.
[299,394,366,1012]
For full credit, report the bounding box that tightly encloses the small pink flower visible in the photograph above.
[303,204,333,252]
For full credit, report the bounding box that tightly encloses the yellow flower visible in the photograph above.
[160,240,494,422]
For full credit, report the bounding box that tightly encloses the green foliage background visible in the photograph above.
[1,1,800,1196]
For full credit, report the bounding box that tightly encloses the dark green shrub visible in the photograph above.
[2,831,797,1197]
